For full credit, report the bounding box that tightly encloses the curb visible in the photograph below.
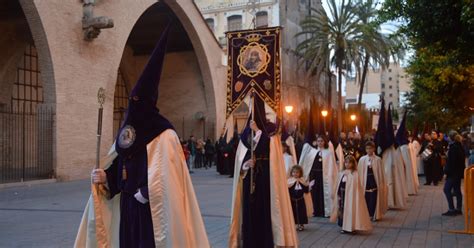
[0,179,57,190]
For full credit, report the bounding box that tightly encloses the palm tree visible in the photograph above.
[296,0,361,132]
[352,0,405,111]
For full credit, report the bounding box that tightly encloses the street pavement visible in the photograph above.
[0,168,472,247]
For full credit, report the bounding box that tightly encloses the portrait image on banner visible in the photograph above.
[226,27,282,118]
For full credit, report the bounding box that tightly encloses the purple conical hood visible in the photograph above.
[130,23,170,105]
[115,23,174,158]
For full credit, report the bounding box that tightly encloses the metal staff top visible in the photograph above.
[96,87,106,169]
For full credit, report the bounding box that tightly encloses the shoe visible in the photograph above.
[442,210,457,216]
[454,209,463,215]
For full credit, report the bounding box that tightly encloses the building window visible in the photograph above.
[389,85,392,89]
[388,68,392,72]
[205,18,214,32]
[388,77,392,81]
[227,15,242,32]
[381,83,385,88]
[389,93,393,97]
[11,45,43,112]
[256,11,268,28]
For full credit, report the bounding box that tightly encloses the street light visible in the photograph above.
[285,105,294,114]
[321,110,328,117]
[321,109,328,133]
[350,114,357,121]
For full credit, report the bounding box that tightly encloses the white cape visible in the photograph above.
[382,146,408,209]
[330,170,373,232]
[74,129,209,248]
[400,144,419,195]
[358,155,388,220]
[299,143,338,217]
[229,136,298,247]
[411,140,424,175]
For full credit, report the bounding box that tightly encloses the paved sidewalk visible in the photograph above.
[0,168,472,247]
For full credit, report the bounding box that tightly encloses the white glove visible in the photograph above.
[91,169,107,184]
[134,190,149,204]
[309,180,315,188]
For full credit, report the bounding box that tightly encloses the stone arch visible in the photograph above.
[112,1,224,140]
[18,0,56,106]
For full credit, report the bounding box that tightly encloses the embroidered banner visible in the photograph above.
[226,27,282,118]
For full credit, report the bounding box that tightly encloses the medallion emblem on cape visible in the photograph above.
[118,125,136,149]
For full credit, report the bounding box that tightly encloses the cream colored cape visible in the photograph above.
[75,129,210,248]
[229,135,298,248]
[299,143,338,217]
[400,144,419,195]
[285,136,298,169]
[330,170,373,232]
[382,146,408,209]
[358,155,388,220]
[334,143,345,171]
[411,140,423,175]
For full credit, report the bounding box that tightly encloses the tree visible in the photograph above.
[296,0,361,132]
[381,0,474,131]
[352,0,405,112]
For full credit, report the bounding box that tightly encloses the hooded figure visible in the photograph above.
[396,111,419,195]
[75,24,209,248]
[383,104,408,209]
[229,95,297,248]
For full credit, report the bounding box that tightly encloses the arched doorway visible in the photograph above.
[0,0,55,183]
[113,2,218,142]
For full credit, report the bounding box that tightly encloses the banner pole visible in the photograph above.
[92,87,109,247]
[250,91,256,194]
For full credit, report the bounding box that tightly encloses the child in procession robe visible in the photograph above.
[288,165,310,231]
[331,155,373,234]
[358,141,388,221]
[299,135,338,217]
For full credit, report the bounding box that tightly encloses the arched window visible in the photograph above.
[227,15,242,32]
[205,18,214,32]
[256,11,268,28]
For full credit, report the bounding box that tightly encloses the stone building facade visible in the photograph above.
[0,0,227,182]
[195,0,337,126]
[0,0,336,183]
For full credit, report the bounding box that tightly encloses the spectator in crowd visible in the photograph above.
[195,139,205,169]
[442,131,465,216]
[431,131,444,184]
[182,140,191,170]
[187,135,196,173]
[204,138,215,169]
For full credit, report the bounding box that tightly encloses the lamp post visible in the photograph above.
[350,114,356,132]
[321,109,328,133]
[285,105,293,133]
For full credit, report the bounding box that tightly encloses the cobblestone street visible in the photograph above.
[0,168,472,248]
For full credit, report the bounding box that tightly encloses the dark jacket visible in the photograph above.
[444,141,466,179]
